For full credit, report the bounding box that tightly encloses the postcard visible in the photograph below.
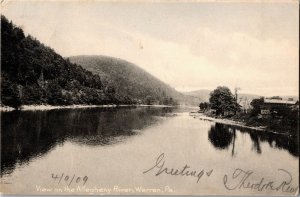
[0,0,299,196]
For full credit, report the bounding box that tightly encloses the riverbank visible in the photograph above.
[0,104,175,112]
[189,112,298,136]
[190,112,268,131]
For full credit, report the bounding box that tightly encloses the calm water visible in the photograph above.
[1,107,299,195]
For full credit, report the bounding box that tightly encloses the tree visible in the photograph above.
[250,97,264,115]
[209,86,240,115]
[1,76,22,109]
[145,95,154,105]
[162,97,177,106]
[199,102,210,111]
[104,85,116,104]
[46,81,63,105]
[22,84,43,104]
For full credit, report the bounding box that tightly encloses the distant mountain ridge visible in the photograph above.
[182,89,212,102]
[69,55,201,106]
[183,89,298,103]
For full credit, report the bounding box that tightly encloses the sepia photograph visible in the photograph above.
[0,0,299,195]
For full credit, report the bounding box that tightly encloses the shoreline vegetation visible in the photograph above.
[189,111,298,136]
[0,104,176,112]
[189,112,267,131]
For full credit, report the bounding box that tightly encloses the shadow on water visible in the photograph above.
[1,106,175,176]
[208,123,299,158]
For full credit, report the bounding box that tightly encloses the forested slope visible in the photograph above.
[69,55,185,105]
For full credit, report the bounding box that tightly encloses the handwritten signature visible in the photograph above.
[143,153,213,183]
[223,168,298,193]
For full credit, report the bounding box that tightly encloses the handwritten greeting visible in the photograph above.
[143,153,213,183]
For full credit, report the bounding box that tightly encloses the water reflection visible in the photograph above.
[208,123,299,157]
[208,124,235,149]
[249,132,262,154]
[1,107,174,176]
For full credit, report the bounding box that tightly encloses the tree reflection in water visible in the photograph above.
[249,132,262,154]
[208,123,233,149]
[208,123,299,157]
[1,107,174,176]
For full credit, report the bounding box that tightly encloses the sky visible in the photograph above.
[1,0,299,96]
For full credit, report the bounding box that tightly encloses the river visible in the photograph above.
[0,106,298,195]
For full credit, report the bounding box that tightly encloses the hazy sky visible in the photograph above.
[1,0,299,96]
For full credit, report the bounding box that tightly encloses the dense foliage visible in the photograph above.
[1,15,119,108]
[250,97,264,115]
[209,86,240,115]
[199,102,210,111]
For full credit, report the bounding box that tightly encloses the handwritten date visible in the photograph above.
[51,173,88,186]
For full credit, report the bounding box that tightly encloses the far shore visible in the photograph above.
[189,112,290,135]
[0,104,177,112]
